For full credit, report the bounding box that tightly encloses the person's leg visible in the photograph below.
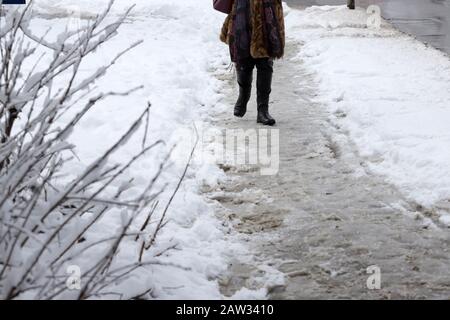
[256,58,276,126]
[234,58,255,118]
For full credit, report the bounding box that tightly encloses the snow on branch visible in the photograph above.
[0,0,186,300]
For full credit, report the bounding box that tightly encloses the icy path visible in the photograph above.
[211,41,450,299]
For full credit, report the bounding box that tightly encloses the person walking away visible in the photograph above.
[220,0,285,126]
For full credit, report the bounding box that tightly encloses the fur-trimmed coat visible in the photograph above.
[220,0,285,61]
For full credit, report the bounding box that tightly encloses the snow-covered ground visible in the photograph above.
[7,0,450,300]
[285,5,450,226]
[22,0,256,299]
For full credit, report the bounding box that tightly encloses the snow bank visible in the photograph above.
[286,5,450,223]
[23,0,251,299]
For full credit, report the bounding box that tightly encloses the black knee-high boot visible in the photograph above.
[234,64,253,118]
[256,59,276,126]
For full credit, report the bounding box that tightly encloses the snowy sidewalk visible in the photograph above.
[286,5,450,225]
[212,5,450,298]
[18,1,450,299]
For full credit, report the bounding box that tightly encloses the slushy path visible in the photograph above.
[211,39,450,299]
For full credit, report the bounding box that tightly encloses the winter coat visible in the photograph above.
[220,0,285,62]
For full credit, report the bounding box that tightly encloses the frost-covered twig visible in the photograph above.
[0,0,182,300]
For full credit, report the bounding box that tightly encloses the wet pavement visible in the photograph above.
[286,0,450,54]
[211,39,450,299]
